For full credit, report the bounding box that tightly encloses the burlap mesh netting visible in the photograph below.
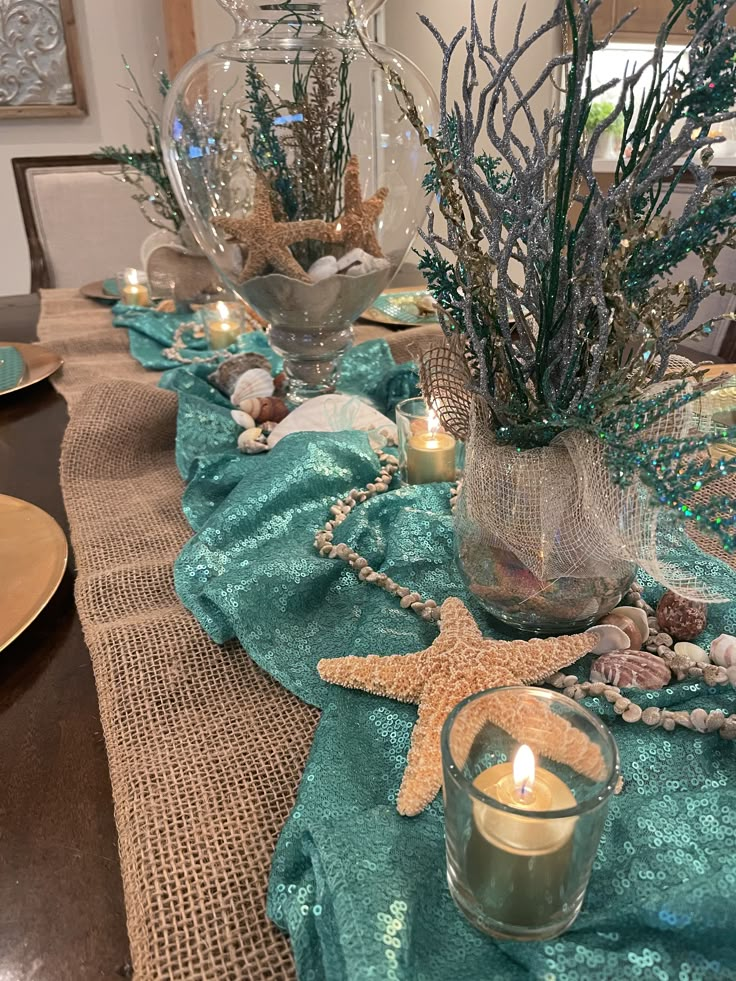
[36,289,443,980]
[419,341,736,598]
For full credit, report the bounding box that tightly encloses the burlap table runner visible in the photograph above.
[36,289,442,980]
[36,290,734,979]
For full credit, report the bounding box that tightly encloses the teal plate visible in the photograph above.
[80,279,119,304]
[0,346,25,393]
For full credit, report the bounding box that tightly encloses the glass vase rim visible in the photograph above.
[396,396,430,418]
[441,686,621,820]
[210,31,366,59]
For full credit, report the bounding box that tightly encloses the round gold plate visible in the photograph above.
[361,287,438,328]
[0,342,63,397]
[0,496,68,652]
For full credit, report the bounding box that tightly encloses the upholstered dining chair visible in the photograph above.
[13,155,154,292]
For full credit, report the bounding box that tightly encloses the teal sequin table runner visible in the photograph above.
[158,336,736,980]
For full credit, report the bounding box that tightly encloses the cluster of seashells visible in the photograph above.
[208,353,291,454]
[588,583,735,691]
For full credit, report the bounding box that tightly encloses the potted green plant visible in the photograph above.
[585,99,626,158]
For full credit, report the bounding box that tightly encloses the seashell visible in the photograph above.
[612,607,649,646]
[673,642,710,665]
[656,591,707,641]
[242,427,263,442]
[586,623,631,656]
[238,398,263,419]
[231,368,275,406]
[209,353,272,395]
[590,651,672,690]
[251,396,290,424]
[267,394,397,451]
[308,255,339,282]
[598,613,644,650]
[337,248,391,277]
[238,431,268,454]
[273,371,288,398]
[710,634,736,667]
[231,410,256,430]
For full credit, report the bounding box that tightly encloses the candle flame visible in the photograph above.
[127,268,140,286]
[427,408,440,436]
[513,744,536,798]
[216,300,231,320]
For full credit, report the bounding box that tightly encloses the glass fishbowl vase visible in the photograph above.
[162,0,437,401]
[455,435,636,637]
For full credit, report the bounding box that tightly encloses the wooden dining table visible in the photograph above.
[0,289,728,981]
[0,293,130,981]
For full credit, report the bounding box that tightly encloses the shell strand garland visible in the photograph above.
[163,323,225,365]
[315,457,736,739]
[546,671,736,741]
[314,453,443,623]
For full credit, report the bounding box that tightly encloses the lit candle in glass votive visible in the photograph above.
[205,301,243,351]
[466,744,577,930]
[406,409,457,484]
[120,268,151,307]
[442,688,618,942]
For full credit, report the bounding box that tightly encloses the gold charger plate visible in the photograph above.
[0,496,68,652]
[0,342,63,397]
[80,280,117,304]
[703,364,736,461]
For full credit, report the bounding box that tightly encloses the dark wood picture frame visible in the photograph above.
[0,0,87,119]
[12,155,114,292]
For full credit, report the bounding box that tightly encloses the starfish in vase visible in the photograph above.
[318,598,607,817]
[333,156,389,258]
[214,173,337,284]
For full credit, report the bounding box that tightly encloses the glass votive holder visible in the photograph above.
[441,687,619,942]
[117,268,151,307]
[396,397,464,485]
[200,300,247,351]
[148,270,177,307]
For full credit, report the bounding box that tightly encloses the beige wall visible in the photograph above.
[383,1,560,269]
[194,1,235,50]
[384,1,561,126]
[0,0,165,297]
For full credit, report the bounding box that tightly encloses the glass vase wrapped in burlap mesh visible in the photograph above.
[455,410,636,635]
[419,340,720,637]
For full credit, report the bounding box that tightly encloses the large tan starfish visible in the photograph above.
[318,598,606,817]
[214,173,337,283]
[333,156,389,257]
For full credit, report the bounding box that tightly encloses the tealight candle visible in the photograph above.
[120,268,151,308]
[204,301,244,351]
[466,744,578,930]
[406,409,457,484]
[441,687,619,942]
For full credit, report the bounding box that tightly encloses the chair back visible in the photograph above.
[666,179,736,361]
[13,155,155,291]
